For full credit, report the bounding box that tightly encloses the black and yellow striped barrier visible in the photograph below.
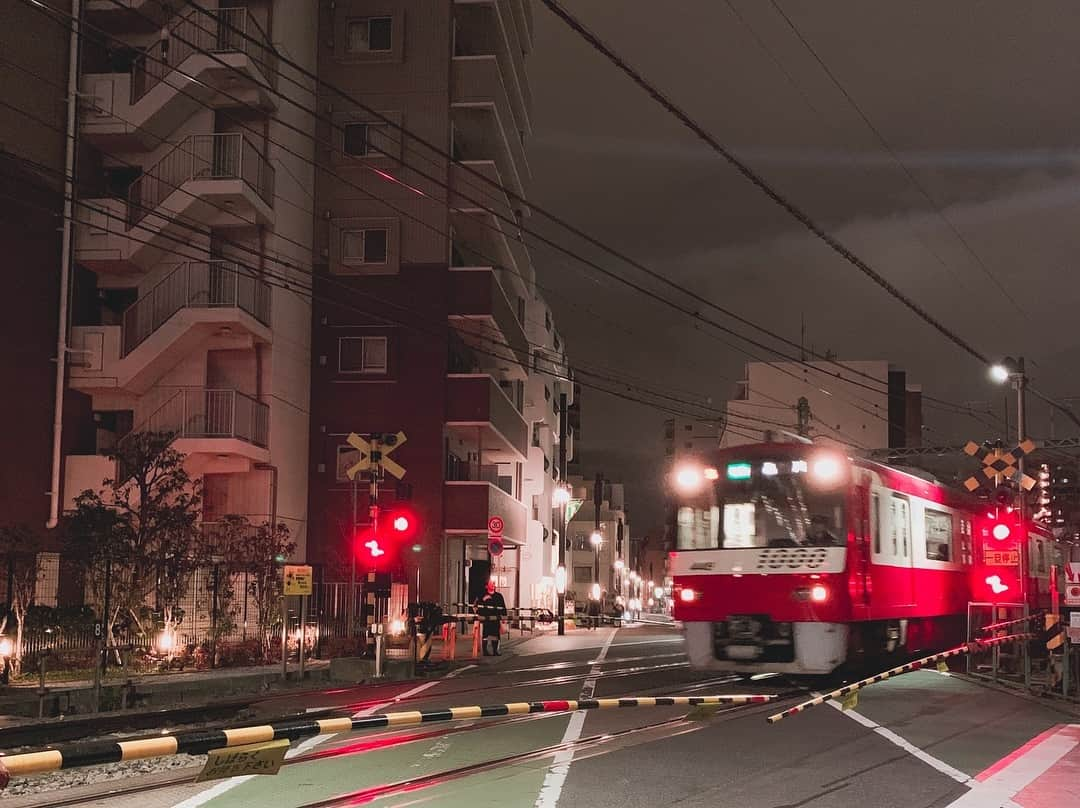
[1045,613,1064,651]
[0,694,775,783]
[766,633,1034,724]
[978,612,1042,635]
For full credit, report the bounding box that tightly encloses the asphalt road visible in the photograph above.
[16,624,1080,808]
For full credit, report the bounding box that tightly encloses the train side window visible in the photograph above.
[871,493,881,554]
[924,509,952,561]
[891,496,909,557]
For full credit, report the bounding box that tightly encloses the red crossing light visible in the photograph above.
[991,522,1012,541]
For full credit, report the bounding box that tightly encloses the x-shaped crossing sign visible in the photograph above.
[345,431,408,481]
[962,438,1037,492]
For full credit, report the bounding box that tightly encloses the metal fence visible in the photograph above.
[122,261,272,355]
[131,5,278,103]
[128,133,274,228]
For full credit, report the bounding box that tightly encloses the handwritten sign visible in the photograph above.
[284,565,313,596]
[196,740,290,782]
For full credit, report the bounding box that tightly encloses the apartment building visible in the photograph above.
[564,476,629,601]
[0,1,76,605]
[63,2,315,554]
[307,1,565,608]
[663,417,721,464]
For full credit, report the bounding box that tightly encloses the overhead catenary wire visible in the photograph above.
[123,0,996,422]
[21,0,994,448]
[537,0,989,367]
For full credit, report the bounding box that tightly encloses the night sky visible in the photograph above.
[524,1,1080,531]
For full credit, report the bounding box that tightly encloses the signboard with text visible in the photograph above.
[984,549,1020,566]
[284,565,313,596]
[1065,562,1080,607]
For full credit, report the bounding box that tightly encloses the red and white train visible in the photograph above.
[670,442,1065,675]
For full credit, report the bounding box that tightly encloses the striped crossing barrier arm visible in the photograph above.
[766,633,1034,724]
[978,612,1042,634]
[0,694,774,782]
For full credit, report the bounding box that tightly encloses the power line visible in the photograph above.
[538,0,989,365]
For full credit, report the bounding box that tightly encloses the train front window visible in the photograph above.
[675,470,845,550]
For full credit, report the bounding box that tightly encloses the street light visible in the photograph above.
[553,484,571,507]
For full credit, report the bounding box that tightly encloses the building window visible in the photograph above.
[339,336,388,374]
[573,566,592,584]
[347,17,392,53]
[685,424,693,431]
[342,228,388,265]
[574,534,589,551]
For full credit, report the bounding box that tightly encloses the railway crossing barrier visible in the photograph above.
[967,602,1035,688]
[0,693,775,785]
[766,633,1033,724]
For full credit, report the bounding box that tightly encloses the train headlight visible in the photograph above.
[811,456,842,485]
[810,584,829,603]
[674,466,704,493]
[680,588,697,603]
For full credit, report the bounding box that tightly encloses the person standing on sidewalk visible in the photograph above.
[474,579,507,656]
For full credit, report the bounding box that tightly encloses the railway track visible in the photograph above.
[20,668,791,808]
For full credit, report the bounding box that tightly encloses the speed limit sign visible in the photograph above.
[487,516,504,535]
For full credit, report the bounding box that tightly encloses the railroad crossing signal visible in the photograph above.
[962,439,1038,492]
[345,431,408,480]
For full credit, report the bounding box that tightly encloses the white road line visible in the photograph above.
[171,678,444,807]
[943,730,1077,807]
[534,628,619,808]
[443,664,477,679]
[826,700,973,785]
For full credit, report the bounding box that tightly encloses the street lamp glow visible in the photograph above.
[553,485,571,506]
[591,582,601,600]
[613,559,625,570]
[990,364,1010,384]
[590,531,602,547]
[555,565,567,594]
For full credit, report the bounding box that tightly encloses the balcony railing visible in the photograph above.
[128,133,275,228]
[122,261,272,356]
[132,6,277,103]
[141,388,269,448]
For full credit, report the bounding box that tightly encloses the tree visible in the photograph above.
[65,432,202,645]
[235,520,294,660]
[0,525,43,677]
[202,515,252,666]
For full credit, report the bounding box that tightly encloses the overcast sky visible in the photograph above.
[525,1,1080,530]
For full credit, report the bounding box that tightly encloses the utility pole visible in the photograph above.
[557,393,568,636]
[796,397,811,437]
[594,471,603,588]
[350,474,358,638]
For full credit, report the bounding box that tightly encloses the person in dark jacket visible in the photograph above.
[474,579,507,656]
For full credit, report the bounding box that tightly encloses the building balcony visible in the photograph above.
[451,55,531,199]
[75,133,275,273]
[85,0,171,31]
[70,261,272,394]
[449,161,534,289]
[81,7,278,152]
[132,387,270,472]
[453,1,532,137]
[444,479,527,545]
[448,266,529,378]
[446,374,529,461]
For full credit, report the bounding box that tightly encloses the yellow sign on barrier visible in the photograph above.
[196,740,290,782]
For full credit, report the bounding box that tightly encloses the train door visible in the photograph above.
[852,484,872,615]
[890,494,916,607]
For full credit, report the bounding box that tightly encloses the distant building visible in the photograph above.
[1049,464,1080,542]
[565,475,629,602]
[664,417,721,464]
[722,360,922,451]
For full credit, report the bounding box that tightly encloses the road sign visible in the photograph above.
[488,537,504,556]
[197,739,290,782]
[963,439,1038,492]
[488,515,504,535]
[283,564,313,596]
[344,433,371,480]
[984,549,1020,566]
[1065,563,1080,606]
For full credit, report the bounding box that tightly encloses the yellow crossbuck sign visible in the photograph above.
[963,439,1037,492]
[345,431,407,480]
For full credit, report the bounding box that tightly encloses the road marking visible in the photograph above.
[534,628,619,808]
[172,679,443,806]
[443,664,477,679]
[825,699,973,785]
[944,725,1077,807]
